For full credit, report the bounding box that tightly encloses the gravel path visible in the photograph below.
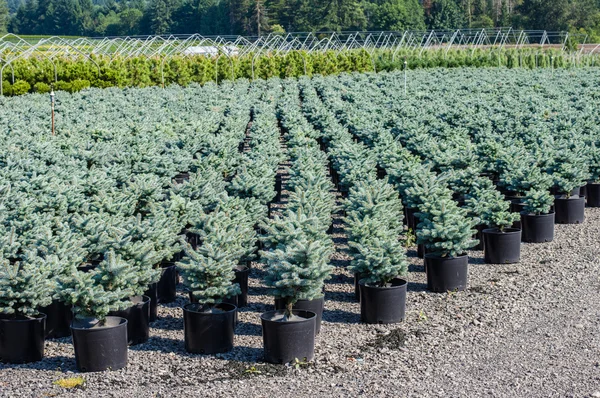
[2,206,600,397]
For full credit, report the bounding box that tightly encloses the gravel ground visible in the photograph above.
[2,197,600,397]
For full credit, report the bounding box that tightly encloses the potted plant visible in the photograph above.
[107,231,161,345]
[113,212,178,323]
[190,198,262,309]
[344,179,405,299]
[552,160,588,224]
[417,197,478,292]
[33,225,86,339]
[58,252,134,372]
[521,189,555,243]
[350,230,408,324]
[0,254,53,364]
[482,209,522,264]
[402,171,452,258]
[260,234,332,363]
[177,239,240,355]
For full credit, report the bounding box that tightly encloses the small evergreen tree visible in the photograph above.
[57,252,137,321]
[261,237,332,319]
[0,254,53,317]
[465,185,518,231]
[523,189,554,215]
[417,197,478,257]
[176,239,241,308]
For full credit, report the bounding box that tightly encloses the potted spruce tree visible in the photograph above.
[0,255,53,364]
[58,253,134,372]
[550,147,589,224]
[350,229,409,324]
[177,239,240,355]
[552,162,588,224]
[521,189,555,243]
[418,197,478,292]
[472,189,521,264]
[107,246,160,346]
[344,179,405,300]
[260,234,332,364]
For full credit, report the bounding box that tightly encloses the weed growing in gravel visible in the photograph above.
[53,377,85,389]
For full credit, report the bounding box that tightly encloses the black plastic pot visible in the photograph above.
[183,303,236,355]
[405,207,418,231]
[40,300,72,339]
[359,278,407,324]
[0,314,46,364]
[158,264,178,303]
[71,316,128,372]
[521,212,555,243]
[144,283,158,322]
[586,182,600,207]
[261,310,316,364]
[473,224,486,251]
[554,196,585,224]
[580,184,588,199]
[189,293,239,325]
[234,266,250,308]
[109,296,150,346]
[483,228,521,264]
[424,254,468,292]
[274,296,324,334]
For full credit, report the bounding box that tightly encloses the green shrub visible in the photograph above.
[33,82,51,93]
[11,80,31,96]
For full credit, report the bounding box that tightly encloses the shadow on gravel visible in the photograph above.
[151,314,184,331]
[407,282,428,292]
[0,355,77,372]
[247,286,275,297]
[322,309,360,324]
[408,263,424,273]
[249,267,267,280]
[468,256,486,265]
[325,291,357,304]
[326,273,354,285]
[236,322,262,337]
[130,336,186,354]
[223,347,265,363]
[406,249,418,258]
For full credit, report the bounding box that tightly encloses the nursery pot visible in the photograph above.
[483,228,521,264]
[158,264,178,303]
[473,224,486,251]
[274,296,324,334]
[109,296,150,346]
[521,212,555,243]
[144,282,158,322]
[359,278,407,324]
[261,310,316,364]
[551,186,580,197]
[40,299,72,339]
[71,316,128,372]
[405,207,418,231]
[586,182,600,207]
[424,254,468,292]
[234,266,250,308]
[189,293,239,325]
[183,303,236,355]
[0,314,46,364]
[554,195,585,224]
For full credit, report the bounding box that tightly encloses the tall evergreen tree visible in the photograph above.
[0,0,9,33]
[426,0,466,29]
